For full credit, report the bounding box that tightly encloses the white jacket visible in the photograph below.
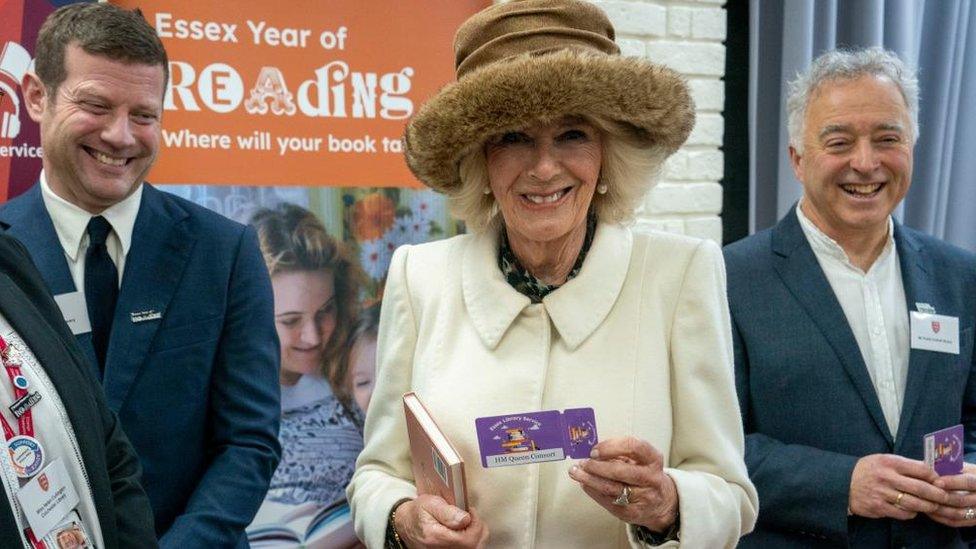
[348,222,758,548]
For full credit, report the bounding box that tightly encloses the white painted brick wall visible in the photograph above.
[596,2,668,36]
[687,112,724,146]
[691,6,727,40]
[616,37,646,58]
[645,42,725,77]
[688,78,724,111]
[593,0,727,243]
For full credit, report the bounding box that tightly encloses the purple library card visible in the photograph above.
[474,408,597,468]
[924,424,964,476]
[562,408,599,459]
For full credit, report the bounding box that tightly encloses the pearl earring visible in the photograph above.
[596,183,608,195]
[483,187,492,195]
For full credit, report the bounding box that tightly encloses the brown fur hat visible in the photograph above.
[404,0,695,193]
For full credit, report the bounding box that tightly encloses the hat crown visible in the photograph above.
[454,0,619,79]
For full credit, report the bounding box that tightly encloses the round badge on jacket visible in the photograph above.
[8,435,44,478]
[13,375,29,390]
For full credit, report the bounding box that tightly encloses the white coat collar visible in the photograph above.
[462,222,633,350]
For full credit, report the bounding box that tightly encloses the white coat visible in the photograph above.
[348,222,758,548]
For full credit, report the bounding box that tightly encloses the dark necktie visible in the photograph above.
[85,216,118,375]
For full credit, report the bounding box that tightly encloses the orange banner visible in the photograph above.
[113,0,487,187]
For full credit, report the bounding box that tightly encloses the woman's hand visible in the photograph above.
[393,495,489,548]
[569,436,678,532]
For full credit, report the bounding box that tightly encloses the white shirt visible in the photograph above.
[0,316,104,547]
[39,171,142,291]
[797,202,910,437]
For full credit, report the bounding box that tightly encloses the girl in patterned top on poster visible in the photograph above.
[251,203,366,507]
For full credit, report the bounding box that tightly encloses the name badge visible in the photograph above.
[475,408,598,468]
[53,292,91,336]
[910,311,959,354]
[16,459,80,540]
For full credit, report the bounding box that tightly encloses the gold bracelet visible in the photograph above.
[390,502,407,549]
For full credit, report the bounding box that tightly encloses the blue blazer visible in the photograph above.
[0,184,281,548]
[725,207,976,548]
[0,233,157,548]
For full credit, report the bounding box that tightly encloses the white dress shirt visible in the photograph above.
[797,202,910,437]
[0,316,104,547]
[39,171,142,292]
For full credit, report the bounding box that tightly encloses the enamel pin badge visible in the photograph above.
[130,310,162,323]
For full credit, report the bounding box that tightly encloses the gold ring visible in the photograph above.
[895,492,905,508]
[612,485,631,506]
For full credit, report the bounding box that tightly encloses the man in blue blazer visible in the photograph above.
[1,5,280,547]
[726,48,976,547]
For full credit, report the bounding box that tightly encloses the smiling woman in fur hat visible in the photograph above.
[347,1,758,547]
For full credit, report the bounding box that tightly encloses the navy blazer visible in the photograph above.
[725,207,976,548]
[0,184,281,548]
[0,233,157,548]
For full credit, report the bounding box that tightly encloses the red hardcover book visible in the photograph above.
[402,392,468,511]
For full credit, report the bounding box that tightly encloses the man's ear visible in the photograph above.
[20,72,48,123]
[788,145,803,182]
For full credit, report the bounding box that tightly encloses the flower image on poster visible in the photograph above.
[343,188,451,298]
[350,192,396,241]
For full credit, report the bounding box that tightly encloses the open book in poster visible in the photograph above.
[246,497,358,548]
[403,391,468,511]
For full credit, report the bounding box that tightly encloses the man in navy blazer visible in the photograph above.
[1,4,280,547]
[726,48,976,547]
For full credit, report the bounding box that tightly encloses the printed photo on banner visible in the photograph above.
[210,187,463,547]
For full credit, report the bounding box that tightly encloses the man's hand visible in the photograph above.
[849,454,948,520]
[927,462,976,527]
